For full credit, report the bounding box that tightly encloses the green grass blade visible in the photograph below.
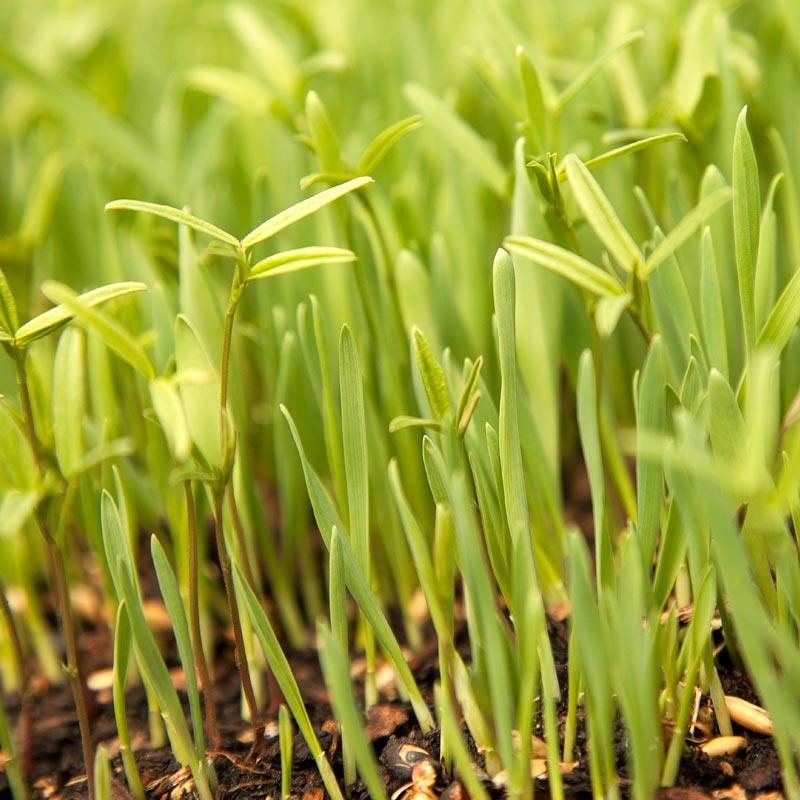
[15,282,147,348]
[241,177,372,251]
[112,602,145,800]
[356,115,423,175]
[636,338,666,565]
[248,247,355,281]
[412,326,452,422]
[554,31,644,112]
[105,200,239,248]
[233,562,345,800]
[643,187,731,275]
[280,406,434,731]
[404,82,507,196]
[52,328,85,478]
[563,153,641,274]
[279,705,293,799]
[732,107,761,352]
[577,350,611,587]
[317,621,387,800]
[41,281,154,380]
[700,228,729,378]
[150,536,205,759]
[505,236,625,297]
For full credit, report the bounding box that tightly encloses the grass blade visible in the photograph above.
[317,621,387,800]
[732,107,761,352]
[357,115,423,175]
[105,200,239,248]
[15,282,147,347]
[505,236,625,297]
[41,281,154,380]
[643,187,732,275]
[233,562,345,800]
[404,82,507,196]
[563,154,641,274]
[52,328,85,478]
[241,177,372,250]
[248,247,355,281]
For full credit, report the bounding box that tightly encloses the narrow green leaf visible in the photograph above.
[113,602,145,800]
[279,705,293,800]
[755,175,783,330]
[318,622,387,800]
[517,47,547,151]
[637,338,666,564]
[356,115,423,175]
[455,356,483,429]
[388,462,449,638]
[505,235,625,297]
[563,153,641,274]
[700,228,729,378]
[567,132,687,175]
[733,107,761,351]
[15,282,148,348]
[241,177,372,250]
[404,82,507,196]
[94,746,112,800]
[151,536,205,758]
[0,268,19,335]
[412,326,452,422]
[41,282,154,380]
[577,350,611,586]
[644,187,732,275]
[759,251,800,356]
[249,247,355,281]
[555,31,644,111]
[175,315,221,467]
[595,292,632,337]
[707,369,746,467]
[233,562,346,800]
[339,325,370,577]
[184,65,273,114]
[0,401,38,491]
[388,415,442,433]
[281,406,434,731]
[105,200,239,248]
[150,378,192,463]
[306,91,345,173]
[53,327,85,477]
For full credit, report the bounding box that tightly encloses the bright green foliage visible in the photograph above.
[0,2,798,799]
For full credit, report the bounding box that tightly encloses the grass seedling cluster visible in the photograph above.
[0,1,798,798]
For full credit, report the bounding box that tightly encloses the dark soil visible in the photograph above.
[0,462,786,799]
[0,600,785,800]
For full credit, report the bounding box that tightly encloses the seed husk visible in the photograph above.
[699,735,747,757]
[724,696,773,735]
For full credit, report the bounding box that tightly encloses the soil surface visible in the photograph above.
[0,462,787,799]
[0,601,786,800]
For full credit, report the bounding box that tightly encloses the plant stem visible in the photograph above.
[216,275,266,742]
[43,519,95,799]
[212,494,262,746]
[184,482,220,748]
[0,581,31,778]
[14,355,95,799]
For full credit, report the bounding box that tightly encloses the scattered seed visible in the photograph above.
[699,735,747,757]
[724,696,773,735]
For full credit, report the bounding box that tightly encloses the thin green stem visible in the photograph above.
[184,482,220,748]
[14,355,95,799]
[212,494,262,746]
[0,579,31,779]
